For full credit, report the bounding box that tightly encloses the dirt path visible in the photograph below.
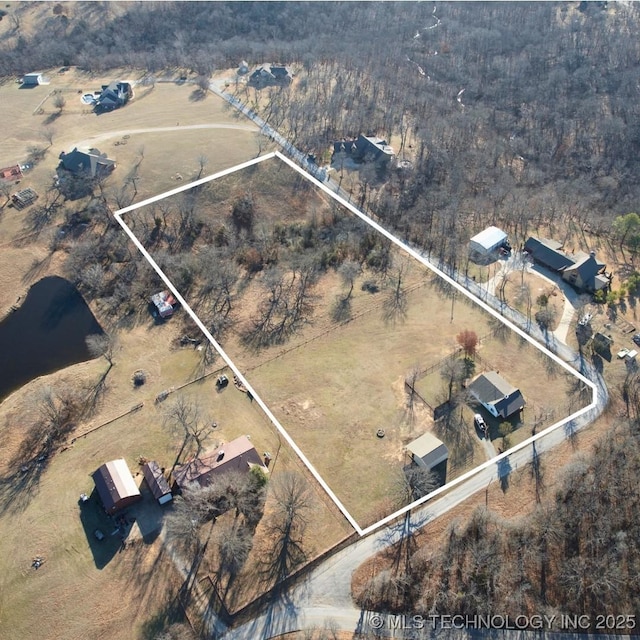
[74,122,258,150]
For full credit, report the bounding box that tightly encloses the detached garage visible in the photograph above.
[469,226,508,256]
[406,432,449,471]
[21,73,43,86]
[92,459,142,514]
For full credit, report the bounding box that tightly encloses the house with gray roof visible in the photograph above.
[468,371,525,419]
[249,64,292,88]
[562,252,608,292]
[95,81,131,112]
[333,134,395,165]
[524,236,609,293]
[58,147,116,178]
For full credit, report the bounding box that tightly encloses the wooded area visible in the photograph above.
[4,2,639,270]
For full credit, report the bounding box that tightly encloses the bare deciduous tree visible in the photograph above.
[261,471,312,582]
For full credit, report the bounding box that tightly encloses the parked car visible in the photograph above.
[633,334,640,346]
[474,413,488,437]
[93,528,105,541]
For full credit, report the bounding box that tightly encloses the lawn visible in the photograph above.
[0,312,352,638]
[124,155,591,529]
[0,67,263,216]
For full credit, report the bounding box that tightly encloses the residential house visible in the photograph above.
[468,371,525,419]
[524,236,609,293]
[562,252,608,292]
[248,65,293,88]
[95,81,132,112]
[92,459,142,514]
[58,147,116,178]
[333,134,395,165]
[172,435,266,492]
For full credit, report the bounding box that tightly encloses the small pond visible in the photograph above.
[0,276,104,402]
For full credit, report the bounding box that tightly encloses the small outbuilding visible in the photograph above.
[406,432,449,471]
[468,371,525,419]
[469,226,509,256]
[142,461,173,505]
[0,164,23,181]
[22,73,43,86]
[150,290,177,318]
[92,459,142,514]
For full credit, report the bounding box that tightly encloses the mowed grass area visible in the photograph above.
[0,66,262,212]
[0,313,352,638]
[246,276,497,527]
[126,157,591,528]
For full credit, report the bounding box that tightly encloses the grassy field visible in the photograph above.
[126,156,591,528]
[0,313,353,638]
[0,66,263,211]
[0,71,352,639]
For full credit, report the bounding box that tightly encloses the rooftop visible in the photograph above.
[173,435,264,488]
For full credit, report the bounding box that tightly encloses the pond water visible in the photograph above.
[0,276,104,402]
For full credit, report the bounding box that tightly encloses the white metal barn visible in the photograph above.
[469,226,508,256]
[22,73,43,86]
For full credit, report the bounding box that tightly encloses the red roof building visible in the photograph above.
[173,436,265,491]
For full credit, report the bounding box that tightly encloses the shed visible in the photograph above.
[0,164,23,181]
[406,432,449,470]
[92,459,142,514]
[22,73,43,86]
[142,461,173,505]
[469,226,508,255]
[150,290,176,318]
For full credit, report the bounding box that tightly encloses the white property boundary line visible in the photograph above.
[115,151,598,538]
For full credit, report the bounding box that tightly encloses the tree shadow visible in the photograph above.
[564,418,578,449]
[496,455,512,492]
[331,296,352,323]
[189,88,207,102]
[43,111,61,125]
[78,489,121,569]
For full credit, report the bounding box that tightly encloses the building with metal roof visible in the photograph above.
[469,226,508,256]
[142,461,173,505]
[172,435,266,491]
[92,459,142,514]
[406,432,449,471]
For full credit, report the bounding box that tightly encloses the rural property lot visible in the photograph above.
[0,68,262,218]
[119,153,593,531]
